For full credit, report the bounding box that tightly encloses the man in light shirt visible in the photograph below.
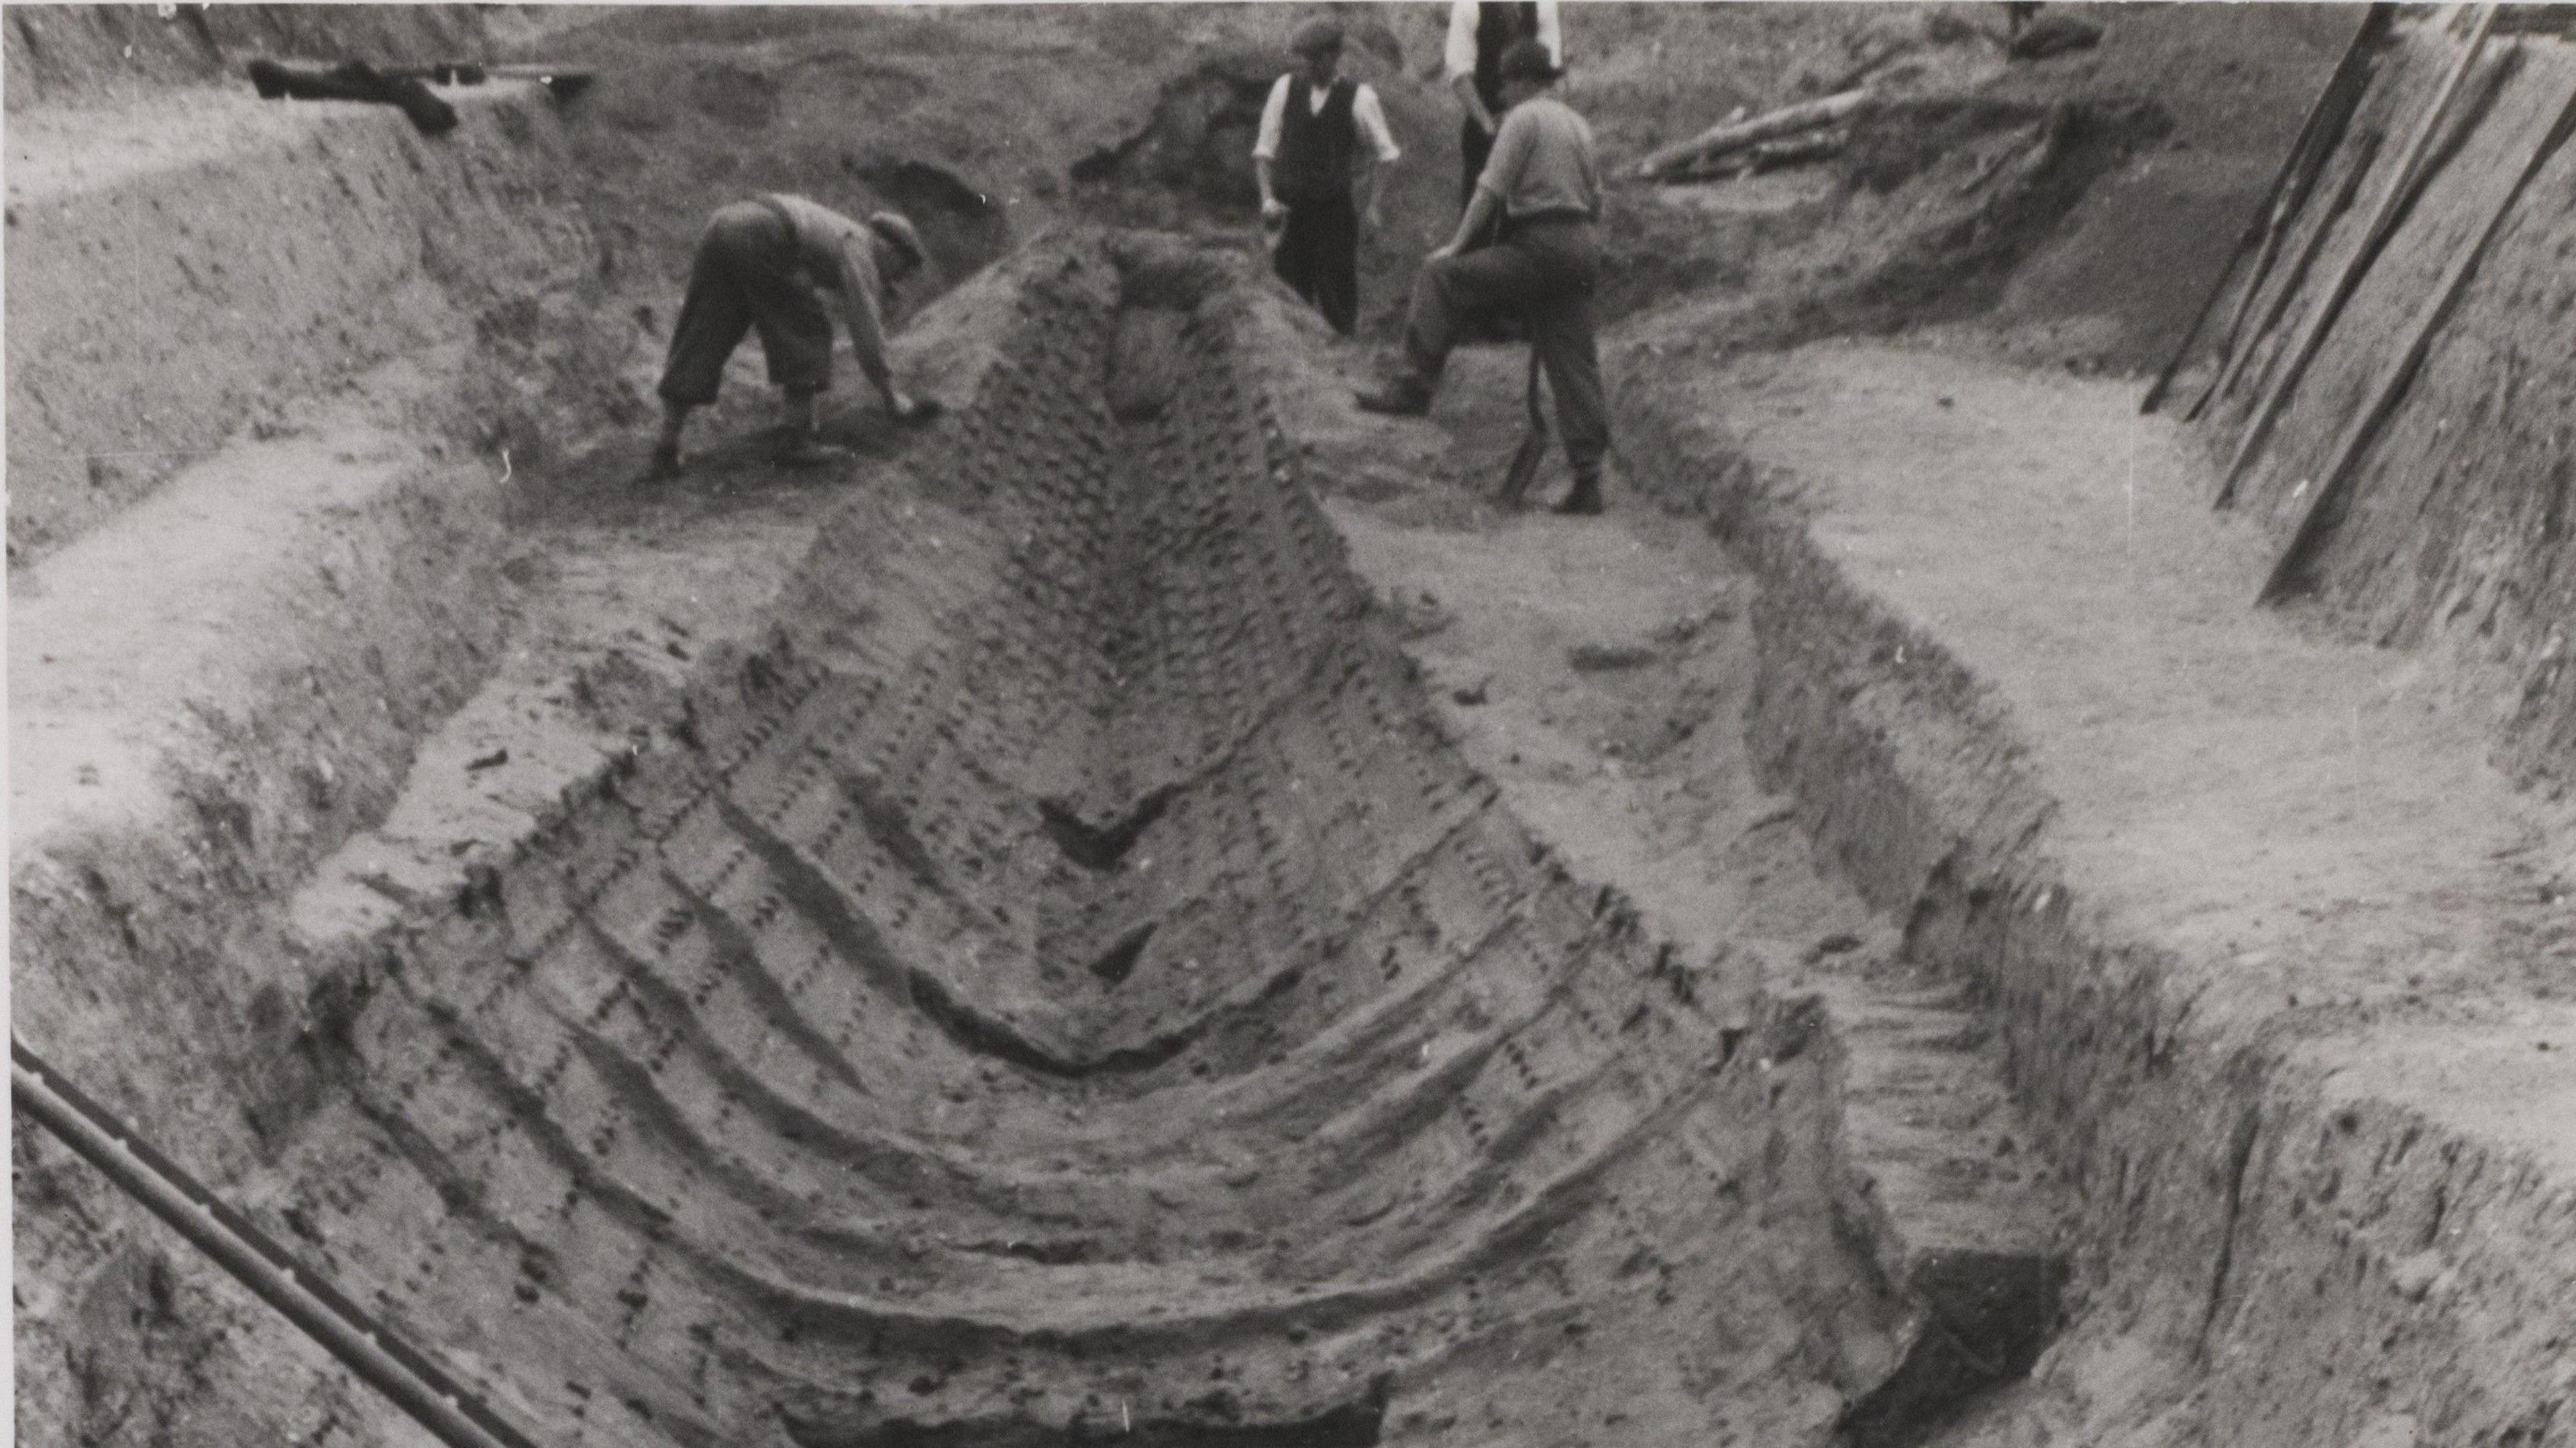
[1444,0,1562,210]
[1358,40,1610,516]
[645,194,933,482]
[1254,17,1403,337]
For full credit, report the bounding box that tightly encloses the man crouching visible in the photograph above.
[645,194,934,482]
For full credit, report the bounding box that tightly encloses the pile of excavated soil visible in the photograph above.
[495,2,2338,368]
[1981,2,2357,370]
[496,6,1281,325]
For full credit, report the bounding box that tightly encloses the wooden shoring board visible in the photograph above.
[2145,3,2394,416]
[2257,81,2576,604]
[2218,4,2503,504]
[2163,4,2400,423]
[2198,127,2385,433]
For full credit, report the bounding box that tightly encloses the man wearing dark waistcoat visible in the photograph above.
[1357,40,1611,516]
[1254,17,1402,337]
[1445,0,1562,209]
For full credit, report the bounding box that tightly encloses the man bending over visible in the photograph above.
[647,194,932,481]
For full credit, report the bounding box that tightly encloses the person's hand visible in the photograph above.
[1362,205,1383,238]
[888,391,922,422]
[1260,197,1289,225]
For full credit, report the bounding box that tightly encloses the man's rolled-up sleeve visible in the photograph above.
[1474,107,1534,202]
[1252,74,1290,162]
[1354,86,1402,163]
[1443,0,1478,80]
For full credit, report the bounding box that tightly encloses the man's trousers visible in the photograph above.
[1400,216,1610,478]
[1274,192,1360,337]
[657,201,835,408]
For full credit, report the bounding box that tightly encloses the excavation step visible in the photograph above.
[3,81,589,566]
[1621,337,2576,1447]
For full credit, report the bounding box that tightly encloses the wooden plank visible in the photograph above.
[1635,90,1870,181]
[2257,84,2576,604]
[2218,4,2502,503]
[2148,3,2394,416]
[2195,127,2383,432]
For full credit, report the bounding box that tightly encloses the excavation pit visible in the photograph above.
[23,11,2567,1447]
[16,235,1998,1448]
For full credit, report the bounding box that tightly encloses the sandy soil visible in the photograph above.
[15,7,2561,1447]
[1611,329,2576,1445]
[1691,337,2575,1143]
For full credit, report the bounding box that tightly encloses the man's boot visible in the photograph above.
[1552,471,1605,516]
[641,443,684,484]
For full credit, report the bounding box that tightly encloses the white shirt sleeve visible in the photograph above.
[1443,0,1479,81]
[1252,73,1291,162]
[1352,85,1402,163]
[1446,3,1563,80]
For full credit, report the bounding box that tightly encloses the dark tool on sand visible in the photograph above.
[246,57,459,133]
[248,58,596,127]
[1497,349,1549,510]
[384,62,598,104]
[12,1036,541,1448]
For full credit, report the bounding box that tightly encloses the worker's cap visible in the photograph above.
[1289,17,1344,56]
[866,211,928,272]
[1497,38,1564,83]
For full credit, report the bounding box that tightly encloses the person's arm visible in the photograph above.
[1536,0,1562,65]
[1450,73,1495,137]
[1354,151,1384,236]
[1253,74,1291,222]
[1444,3,1495,135]
[1354,85,1401,233]
[1435,187,1499,260]
[829,231,906,414]
[1434,107,1525,258]
[1443,2,1479,80]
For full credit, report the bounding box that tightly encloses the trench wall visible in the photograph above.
[8,75,635,1448]
[1620,388,2576,1448]
[4,80,603,565]
[2192,21,2576,791]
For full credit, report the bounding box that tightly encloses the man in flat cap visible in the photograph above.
[645,193,934,482]
[1357,39,1611,515]
[1254,16,1403,337]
